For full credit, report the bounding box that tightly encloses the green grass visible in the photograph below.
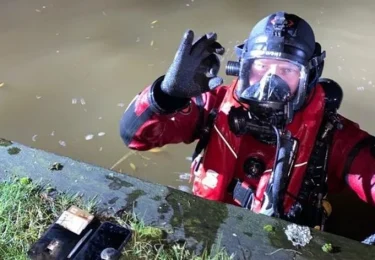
[0,177,234,259]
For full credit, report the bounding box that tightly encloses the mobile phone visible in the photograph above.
[27,220,100,260]
[72,222,132,260]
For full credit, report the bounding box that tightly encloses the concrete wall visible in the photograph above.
[1,138,374,260]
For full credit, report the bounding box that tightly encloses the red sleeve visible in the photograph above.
[328,115,375,205]
[120,82,226,151]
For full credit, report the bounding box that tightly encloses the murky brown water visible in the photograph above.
[1,0,375,191]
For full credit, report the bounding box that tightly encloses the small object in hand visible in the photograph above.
[101,247,120,260]
[50,162,63,171]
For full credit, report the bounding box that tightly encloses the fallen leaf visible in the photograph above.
[148,147,163,153]
[130,162,136,171]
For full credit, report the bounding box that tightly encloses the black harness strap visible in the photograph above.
[342,135,375,178]
[191,108,218,161]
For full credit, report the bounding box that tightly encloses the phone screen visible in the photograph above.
[72,222,132,260]
[28,222,97,260]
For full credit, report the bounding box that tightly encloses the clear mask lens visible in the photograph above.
[236,58,308,108]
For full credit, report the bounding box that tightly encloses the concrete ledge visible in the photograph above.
[1,138,374,260]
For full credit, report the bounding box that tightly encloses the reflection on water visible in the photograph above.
[1,0,375,191]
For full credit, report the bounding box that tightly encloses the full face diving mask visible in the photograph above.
[233,57,309,125]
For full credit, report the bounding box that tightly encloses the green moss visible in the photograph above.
[108,197,119,205]
[157,202,171,214]
[0,138,12,147]
[7,147,21,155]
[105,174,133,190]
[138,226,164,241]
[152,195,162,201]
[263,224,276,233]
[124,189,146,209]
[266,223,297,250]
[165,187,228,253]
[322,243,333,253]
[19,177,31,185]
[244,232,253,238]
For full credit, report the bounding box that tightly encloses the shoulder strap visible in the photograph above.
[191,108,218,161]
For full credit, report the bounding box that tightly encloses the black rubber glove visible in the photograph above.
[161,29,225,98]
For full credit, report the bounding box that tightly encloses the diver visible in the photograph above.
[120,11,375,243]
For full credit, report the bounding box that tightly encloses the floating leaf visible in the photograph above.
[0,82,4,88]
[148,147,163,153]
[130,162,136,171]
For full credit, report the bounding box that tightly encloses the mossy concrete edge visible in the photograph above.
[0,138,374,260]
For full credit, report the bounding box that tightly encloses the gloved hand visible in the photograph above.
[161,29,226,98]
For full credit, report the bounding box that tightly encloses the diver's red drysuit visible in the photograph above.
[120,78,375,217]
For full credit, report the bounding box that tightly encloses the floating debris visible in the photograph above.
[151,20,158,25]
[56,50,60,53]
[110,150,137,170]
[177,172,190,180]
[51,131,55,136]
[148,147,163,153]
[59,140,66,147]
[130,162,136,171]
[35,9,41,12]
[36,95,42,99]
[0,82,4,88]
[102,11,107,16]
[150,40,154,46]
[136,37,140,42]
[117,103,125,107]
[80,98,86,105]
[32,135,38,142]
[72,98,77,104]
[98,132,105,137]
[85,134,94,140]
[185,156,192,161]
[284,223,312,247]
[99,147,103,152]
[98,117,102,120]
